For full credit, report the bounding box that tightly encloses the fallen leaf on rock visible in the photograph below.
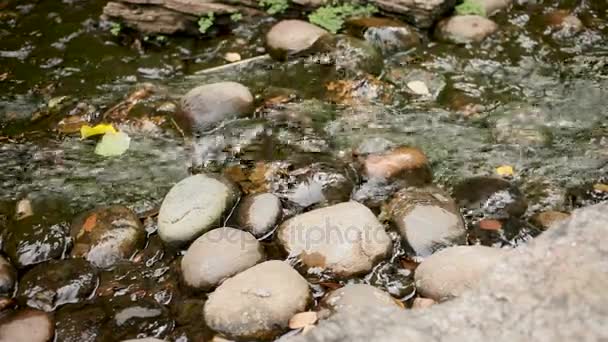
[593,183,608,192]
[479,219,502,231]
[80,124,117,139]
[94,131,130,157]
[406,80,430,95]
[83,213,97,232]
[393,299,406,309]
[496,165,514,177]
[289,311,318,329]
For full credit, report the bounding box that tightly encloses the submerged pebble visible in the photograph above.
[414,245,507,301]
[204,260,311,340]
[70,206,146,268]
[453,176,528,219]
[236,193,282,238]
[17,258,98,311]
[278,201,392,277]
[387,186,466,257]
[181,227,265,290]
[158,174,239,245]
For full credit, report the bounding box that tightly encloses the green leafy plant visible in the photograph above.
[156,35,167,42]
[455,0,486,16]
[308,3,378,33]
[198,12,215,34]
[230,12,243,22]
[259,0,289,15]
[110,22,121,36]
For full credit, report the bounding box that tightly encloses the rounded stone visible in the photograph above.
[436,15,498,44]
[453,176,528,219]
[346,17,420,55]
[204,260,311,340]
[17,259,99,311]
[387,187,466,257]
[414,245,507,301]
[181,227,265,290]
[0,309,54,342]
[70,206,146,268]
[362,146,432,185]
[236,193,282,238]
[323,284,400,312]
[178,82,254,132]
[0,255,16,296]
[266,20,328,60]
[277,201,392,277]
[158,174,239,245]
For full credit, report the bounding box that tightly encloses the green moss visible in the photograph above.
[455,0,486,16]
[198,12,215,34]
[308,4,378,33]
[230,12,243,22]
[259,0,289,15]
[110,22,121,36]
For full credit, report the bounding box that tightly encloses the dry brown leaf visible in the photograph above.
[83,213,97,232]
[478,219,502,231]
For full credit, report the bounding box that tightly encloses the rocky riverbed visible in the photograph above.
[0,0,607,341]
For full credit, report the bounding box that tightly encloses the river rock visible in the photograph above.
[373,0,458,28]
[545,10,584,36]
[361,146,432,185]
[414,245,507,301]
[308,34,384,77]
[70,206,146,268]
[236,193,282,238]
[0,255,16,296]
[277,201,392,277]
[453,176,528,219]
[181,227,265,290]
[387,187,466,257]
[385,68,446,100]
[346,17,420,55]
[436,15,498,44]
[177,82,254,133]
[17,259,98,312]
[54,303,107,342]
[2,215,71,269]
[158,174,239,245]
[288,203,608,342]
[323,284,400,312]
[0,309,54,342]
[204,260,311,340]
[266,20,328,60]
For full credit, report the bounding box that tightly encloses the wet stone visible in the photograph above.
[346,17,420,55]
[70,206,146,269]
[453,176,528,219]
[492,106,552,146]
[467,217,542,247]
[0,255,16,296]
[54,303,107,342]
[17,258,98,312]
[373,0,457,28]
[266,161,355,209]
[361,146,433,185]
[168,298,214,342]
[158,174,239,245]
[385,68,446,100]
[177,82,254,133]
[204,260,311,340]
[436,15,498,44]
[0,308,54,342]
[101,296,174,341]
[322,284,400,312]
[306,34,384,77]
[266,20,328,60]
[2,215,71,269]
[181,227,265,290]
[278,201,392,277]
[414,245,507,301]
[236,193,283,238]
[545,10,584,36]
[387,186,466,257]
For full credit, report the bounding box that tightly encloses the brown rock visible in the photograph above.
[363,146,432,184]
[531,211,570,230]
[266,20,328,60]
[436,15,498,44]
[373,0,458,28]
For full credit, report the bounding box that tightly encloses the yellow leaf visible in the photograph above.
[593,183,608,192]
[80,124,117,139]
[496,165,514,177]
